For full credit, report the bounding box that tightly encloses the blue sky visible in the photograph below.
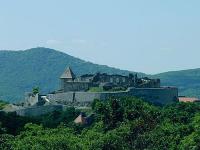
[0,0,200,74]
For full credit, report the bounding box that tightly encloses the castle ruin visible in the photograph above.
[9,66,178,116]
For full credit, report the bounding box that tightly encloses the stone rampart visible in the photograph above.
[20,87,178,116]
[47,92,74,104]
[46,87,178,105]
[129,87,178,104]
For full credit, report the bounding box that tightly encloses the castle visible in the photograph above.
[15,66,178,116]
[59,67,161,92]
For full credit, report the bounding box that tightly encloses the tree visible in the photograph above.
[32,87,39,95]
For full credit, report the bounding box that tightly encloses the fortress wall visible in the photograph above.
[73,88,178,104]
[74,92,103,102]
[129,87,178,104]
[16,105,63,116]
[73,91,129,103]
[46,91,129,104]
[19,88,178,116]
[73,92,106,106]
[47,92,74,104]
[46,87,178,106]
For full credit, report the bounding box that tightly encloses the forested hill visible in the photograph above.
[1,47,200,102]
[0,47,136,102]
[155,69,200,98]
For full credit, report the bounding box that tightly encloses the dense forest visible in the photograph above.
[1,97,200,149]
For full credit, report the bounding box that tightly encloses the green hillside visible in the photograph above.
[156,69,200,98]
[1,47,200,102]
[0,47,137,102]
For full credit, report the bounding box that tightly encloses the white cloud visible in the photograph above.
[71,39,87,44]
[46,40,62,45]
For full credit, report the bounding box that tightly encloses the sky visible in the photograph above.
[0,0,200,74]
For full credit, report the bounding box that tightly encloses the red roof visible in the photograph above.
[179,97,200,102]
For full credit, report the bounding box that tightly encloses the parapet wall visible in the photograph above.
[129,87,178,104]
[47,92,74,104]
[19,87,178,116]
[47,87,178,105]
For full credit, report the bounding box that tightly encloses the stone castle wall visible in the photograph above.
[47,92,74,104]
[18,87,178,116]
[128,87,178,104]
[46,87,178,105]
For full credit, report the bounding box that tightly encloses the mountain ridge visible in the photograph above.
[0,47,200,102]
[0,47,141,102]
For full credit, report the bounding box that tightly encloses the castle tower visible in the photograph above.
[60,67,76,91]
[60,66,76,81]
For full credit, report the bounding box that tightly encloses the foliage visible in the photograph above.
[37,107,80,128]
[0,100,8,110]
[0,107,80,136]
[0,111,39,135]
[32,87,39,95]
[1,97,200,149]
[0,134,14,150]
[88,87,104,92]
[108,87,127,92]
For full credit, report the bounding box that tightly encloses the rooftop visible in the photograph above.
[179,97,200,103]
[60,67,76,79]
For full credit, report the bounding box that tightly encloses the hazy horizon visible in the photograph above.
[1,0,200,74]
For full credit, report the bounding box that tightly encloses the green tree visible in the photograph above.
[32,87,39,95]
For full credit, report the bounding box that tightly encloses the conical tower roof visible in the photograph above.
[60,66,76,79]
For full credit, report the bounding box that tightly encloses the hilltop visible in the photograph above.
[0,47,137,102]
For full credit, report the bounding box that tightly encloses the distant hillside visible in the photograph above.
[1,47,200,102]
[155,69,200,98]
[0,47,139,102]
